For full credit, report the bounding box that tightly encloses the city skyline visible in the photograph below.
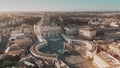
[0,2,120,68]
[0,0,120,12]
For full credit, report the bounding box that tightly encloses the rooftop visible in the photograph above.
[80,26,95,31]
[6,50,21,56]
[97,51,120,66]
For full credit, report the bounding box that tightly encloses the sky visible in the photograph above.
[0,0,120,11]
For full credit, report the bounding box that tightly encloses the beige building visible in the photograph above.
[38,26,61,38]
[64,27,78,35]
[12,38,32,46]
[79,27,96,39]
[6,50,22,57]
[109,43,120,60]
[93,51,120,68]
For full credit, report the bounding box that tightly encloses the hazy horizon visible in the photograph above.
[0,0,120,12]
